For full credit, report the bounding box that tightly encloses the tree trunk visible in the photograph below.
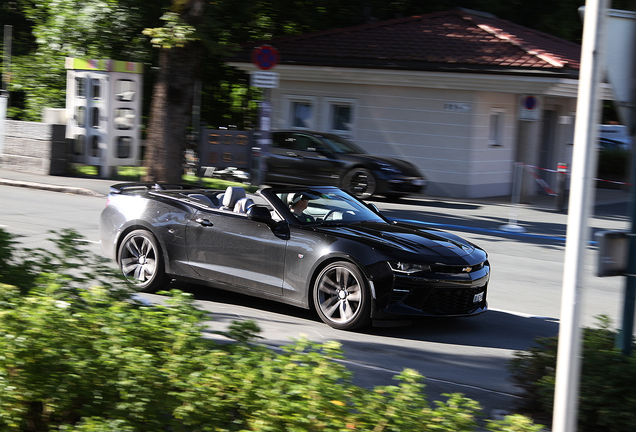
[143,0,204,184]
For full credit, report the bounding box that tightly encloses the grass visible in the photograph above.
[72,164,258,192]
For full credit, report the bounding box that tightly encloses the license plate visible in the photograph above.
[473,292,484,303]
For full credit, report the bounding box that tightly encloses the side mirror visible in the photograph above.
[368,203,381,214]
[247,205,273,223]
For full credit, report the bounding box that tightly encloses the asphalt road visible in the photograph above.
[0,184,631,422]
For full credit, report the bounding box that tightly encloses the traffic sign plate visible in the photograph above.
[251,71,279,88]
[252,45,279,70]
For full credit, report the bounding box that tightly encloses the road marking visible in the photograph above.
[232,340,524,400]
[329,356,523,399]
[73,239,101,245]
[393,218,567,242]
[489,307,557,321]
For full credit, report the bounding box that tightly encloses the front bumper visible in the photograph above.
[371,262,489,319]
[380,176,427,195]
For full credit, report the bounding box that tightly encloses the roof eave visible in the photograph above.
[228,54,579,79]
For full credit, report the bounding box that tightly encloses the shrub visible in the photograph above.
[597,148,630,184]
[509,315,636,432]
[0,227,542,431]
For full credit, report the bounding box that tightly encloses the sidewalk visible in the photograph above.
[0,167,631,229]
[0,167,115,197]
[1,166,630,204]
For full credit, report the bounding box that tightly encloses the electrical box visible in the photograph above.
[65,58,143,177]
[596,230,628,277]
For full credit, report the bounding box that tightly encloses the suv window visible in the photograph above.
[294,135,322,151]
[272,133,293,149]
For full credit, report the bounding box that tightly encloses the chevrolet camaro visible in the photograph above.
[100,183,489,330]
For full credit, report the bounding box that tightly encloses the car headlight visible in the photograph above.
[389,261,431,274]
[376,162,401,174]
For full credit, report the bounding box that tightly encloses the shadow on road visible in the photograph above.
[176,281,558,353]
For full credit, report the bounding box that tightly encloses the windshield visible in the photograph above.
[320,134,367,155]
[274,188,385,225]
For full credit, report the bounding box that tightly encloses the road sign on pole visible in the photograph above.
[250,71,279,88]
[251,45,279,70]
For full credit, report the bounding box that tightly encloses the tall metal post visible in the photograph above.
[1,25,12,157]
[552,1,607,431]
[603,9,636,356]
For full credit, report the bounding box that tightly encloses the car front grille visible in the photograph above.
[387,262,488,316]
[430,262,484,274]
[425,286,486,314]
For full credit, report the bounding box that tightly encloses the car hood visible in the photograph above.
[316,222,479,260]
[341,154,423,177]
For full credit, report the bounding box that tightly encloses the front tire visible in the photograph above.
[313,261,371,330]
[343,168,376,199]
[117,229,168,292]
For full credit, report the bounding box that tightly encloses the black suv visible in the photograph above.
[264,130,427,199]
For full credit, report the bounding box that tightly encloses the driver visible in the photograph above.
[289,193,315,223]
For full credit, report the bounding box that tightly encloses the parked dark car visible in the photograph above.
[264,131,427,199]
[100,183,488,330]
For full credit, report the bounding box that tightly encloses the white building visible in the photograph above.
[230,8,611,198]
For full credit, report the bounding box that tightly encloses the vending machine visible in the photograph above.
[65,58,143,177]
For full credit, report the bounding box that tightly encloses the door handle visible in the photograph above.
[286,151,298,157]
[195,218,213,227]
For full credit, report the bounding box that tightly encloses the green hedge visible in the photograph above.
[0,228,541,431]
[509,316,636,432]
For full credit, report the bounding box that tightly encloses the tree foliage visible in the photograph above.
[0,227,543,431]
[4,0,165,120]
[509,315,636,432]
[5,0,636,175]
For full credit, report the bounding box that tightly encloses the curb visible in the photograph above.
[0,178,106,198]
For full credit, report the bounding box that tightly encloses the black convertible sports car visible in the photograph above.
[100,183,489,330]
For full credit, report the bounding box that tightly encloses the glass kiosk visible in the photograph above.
[65,58,143,178]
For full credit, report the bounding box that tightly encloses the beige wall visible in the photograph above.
[272,80,522,197]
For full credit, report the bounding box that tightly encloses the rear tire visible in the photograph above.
[313,261,371,330]
[343,168,376,199]
[117,229,168,292]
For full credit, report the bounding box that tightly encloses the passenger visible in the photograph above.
[289,193,315,223]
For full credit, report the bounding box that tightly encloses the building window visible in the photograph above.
[73,135,85,155]
[91,107,100,128]
[90,136,100,157]
[114,108,135,130]
[76,77,86,98]
[115,80,136,102]
[489,110,505,147]
[76,106,86,128]
[116,137,132,158]
[331,105,352,132]
[284,95,316,130]
[91,79,101,99]
[292,101,313,128]
[322,97,356,137]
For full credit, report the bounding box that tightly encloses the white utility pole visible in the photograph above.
[552,1,607,431]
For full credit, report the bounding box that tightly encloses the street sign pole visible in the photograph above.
[602,8,636,356]
[250,45,279,186]
[552,1,607,431]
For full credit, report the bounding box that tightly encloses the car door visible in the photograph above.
[185,209,286,296]
[289,133,342,185]
[267,132,342,185]
[266,132,303,183]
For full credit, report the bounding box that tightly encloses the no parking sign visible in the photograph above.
[518,95,541,121]
[251,45,279,70]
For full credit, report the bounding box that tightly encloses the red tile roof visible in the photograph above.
[246,9,581,76]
